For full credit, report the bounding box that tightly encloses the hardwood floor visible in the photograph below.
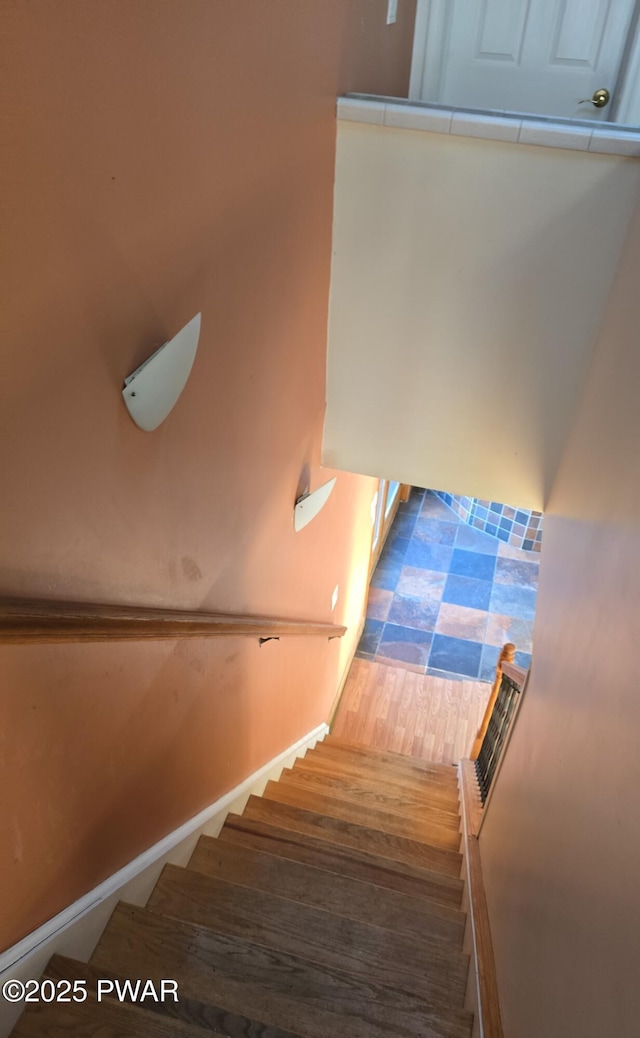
[332,658,491,766]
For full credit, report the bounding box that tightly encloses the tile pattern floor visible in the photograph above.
[357,488,538,681]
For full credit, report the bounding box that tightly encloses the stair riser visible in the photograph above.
[262,781,462,851]
[280,768,461,828]
[297,753,460,804]
[220,820,465,909]
[243,797,463,877]
[317,740,460,784]
[189,836,466,948]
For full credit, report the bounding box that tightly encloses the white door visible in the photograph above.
[412,0,638,119]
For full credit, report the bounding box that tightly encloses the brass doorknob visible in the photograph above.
[578,88,610,108]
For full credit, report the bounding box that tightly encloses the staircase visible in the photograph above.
[11,736,474,1038]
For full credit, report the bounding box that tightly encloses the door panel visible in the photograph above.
[428,0,637,119]
[475,0,532,63]
[550,0,612,67]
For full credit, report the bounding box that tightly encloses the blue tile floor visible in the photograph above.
[358,488,538,681]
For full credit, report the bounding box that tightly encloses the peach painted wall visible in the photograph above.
[0,1,416,952]
[478,199,640,1037]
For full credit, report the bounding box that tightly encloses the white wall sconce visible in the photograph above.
[122,313,201,431]
[294,477,337,532]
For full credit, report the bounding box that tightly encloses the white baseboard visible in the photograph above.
[0,722,328,1037]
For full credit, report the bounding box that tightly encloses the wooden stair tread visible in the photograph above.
[41,954,309,1038]
[189,835,465,948]
[220,816,464,908]
[11,959,223,1037]
[262,779,461,851]
[298,751,458,797]
[321,737,460,782]
[148,864,469,1004]
[92,903,473,1038]
[304,743,458,797]
[271,772,462,842]
[292,755,458,809]
[280,765,461,827]
[242,795,462,877]
[295,749,461,800]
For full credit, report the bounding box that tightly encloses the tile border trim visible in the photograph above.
[432,491,542,553]
[337,96,640,157]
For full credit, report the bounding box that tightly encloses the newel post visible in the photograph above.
[471,642,516,760]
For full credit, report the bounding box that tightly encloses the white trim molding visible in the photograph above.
[338,96,640,157]
[0,723,328,1036]
[409,0,451,103]
[614,8,640,126]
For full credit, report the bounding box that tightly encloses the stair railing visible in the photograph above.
[471,642,515,759]
[472,643,528,805]
[0,597,346,644]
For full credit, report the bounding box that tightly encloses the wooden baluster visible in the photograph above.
[471,642,516,761]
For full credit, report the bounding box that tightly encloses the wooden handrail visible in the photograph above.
[0,597,346,644]
[471,642,516,760]
[501,660,527,687]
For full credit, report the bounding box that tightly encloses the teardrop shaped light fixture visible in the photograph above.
[122,313,201,431]
[294,477,337,532]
